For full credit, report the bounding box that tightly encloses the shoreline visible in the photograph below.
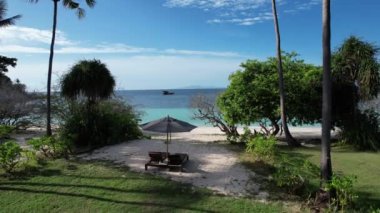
[144,126,338,143]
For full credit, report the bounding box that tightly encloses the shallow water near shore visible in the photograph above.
[117,89,223,126]
[116,89,321,128]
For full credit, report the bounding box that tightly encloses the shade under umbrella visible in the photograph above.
[140,116,197,155]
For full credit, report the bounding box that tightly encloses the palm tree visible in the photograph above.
[333,36,380,101]
[0,0,21,28]
[61,59,115,104]
[271,0,300,147]
[28,0,96,136]
[321,0,333,186]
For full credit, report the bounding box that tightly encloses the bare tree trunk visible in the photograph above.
[46,0,58,136]
[271,0,300,147]
[321,0,333,184]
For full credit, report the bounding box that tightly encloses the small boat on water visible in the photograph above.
[162,90,175,95]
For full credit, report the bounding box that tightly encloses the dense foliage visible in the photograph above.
[28,135,71,158]
[60,100,142,149]
[331,37,380,151]
[218,53,322,134]
[245,135,277,160]
[0,141,22,173]
[0,56,38,129]
[219,39,380,150]
[59,60,141,149]
[0,125,13,139]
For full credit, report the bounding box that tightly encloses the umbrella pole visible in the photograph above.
[166,115,169,157]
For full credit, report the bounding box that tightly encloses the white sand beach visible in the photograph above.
[78,126,332,198]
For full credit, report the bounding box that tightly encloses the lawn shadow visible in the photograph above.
[0,159,217,212]
[0,185,216,212]
[355,191,380,210]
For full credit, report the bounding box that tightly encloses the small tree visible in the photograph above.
[0,141,22,174]
[191,95,239,141]
[218,53,322,142]
[60,59,118,149]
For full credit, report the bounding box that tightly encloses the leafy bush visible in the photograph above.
[61,99,142,149]
[339,110,380,151]
[273,156,319,194]
[246,135,277,160]
[28,136,71,158]
[239,127,255,143]
[326,174,357,211]
[0,125,14,139]
[0,141,22,173]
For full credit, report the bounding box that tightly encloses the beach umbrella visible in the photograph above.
[140,116,197,154]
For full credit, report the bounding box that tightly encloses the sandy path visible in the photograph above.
[79,139,267,198]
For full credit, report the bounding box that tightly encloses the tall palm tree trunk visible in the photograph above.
[271,0,300,147]
[321,0,333,184]
[46,0,58,136]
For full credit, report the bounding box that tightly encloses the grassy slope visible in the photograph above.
[240,144,380,209]
[284,145,380,208]
[0,160,283,212]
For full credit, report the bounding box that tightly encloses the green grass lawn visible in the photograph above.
[240,143,380,210]
[0,159,283,212]
[283,145,380,209]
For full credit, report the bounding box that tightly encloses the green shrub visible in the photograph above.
[339,110,380,151]
[246,135,277,160]
[326,174,357,211]
[28,136,71,158]
[239,126,255,143]
[0,141,22,173]
[0,125,14,139]
[61,99,142,149]
[273,156,319,194]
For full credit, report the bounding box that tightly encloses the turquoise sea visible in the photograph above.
[116,89,224,126]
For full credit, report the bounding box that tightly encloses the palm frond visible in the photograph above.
[76,7,85,19]
[61,59,115,102]
[0,15,21,27]
[63,0,79,9]
[86,0,96,8]
[0,0,21,28]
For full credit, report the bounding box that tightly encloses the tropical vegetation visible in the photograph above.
[0,0,379,212]
[60,60,141,149]
[27,0,96,136]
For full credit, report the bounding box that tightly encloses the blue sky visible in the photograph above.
[1,0,379,91]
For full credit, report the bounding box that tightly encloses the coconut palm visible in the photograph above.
[27,0,96,136]
[61,59,115,104]
[321,0,333,185]
[271,0,300,147]
[0,0,21,28]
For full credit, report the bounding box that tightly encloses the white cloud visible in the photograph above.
[0,26,241,57]
[164,0,268,11]
[0,26,74,46]
[164,0,320,25]
[56,44,156,54]
[207,13,272,26]
[163,49,240,57]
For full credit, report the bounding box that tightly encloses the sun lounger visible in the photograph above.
[145,152,168,170]
[167,153,189,172]
[145,152,189,172]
